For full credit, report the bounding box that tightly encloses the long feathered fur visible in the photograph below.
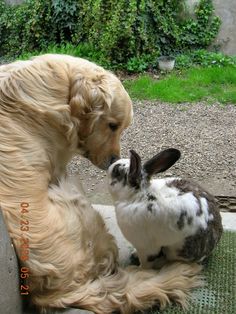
[0,54,202,313]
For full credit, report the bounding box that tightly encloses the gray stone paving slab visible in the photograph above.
[1,205,235,314]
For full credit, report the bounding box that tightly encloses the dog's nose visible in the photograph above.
[109,155,120,165]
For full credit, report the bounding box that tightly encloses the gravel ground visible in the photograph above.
[68,101,236,204]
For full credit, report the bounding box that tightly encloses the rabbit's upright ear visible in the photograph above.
[143,148,181,177]
[128,150,142,188]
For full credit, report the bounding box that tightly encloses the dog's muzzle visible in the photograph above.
[109,154,120,165]
[99,155,120,170]
[83,151,120,170]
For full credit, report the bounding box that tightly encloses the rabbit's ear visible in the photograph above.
[128,150,142,188]
[143,148,181,177]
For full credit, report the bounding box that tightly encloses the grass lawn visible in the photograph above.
[124,66,236,104]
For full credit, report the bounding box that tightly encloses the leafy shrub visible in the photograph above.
[176,0,221,52]
[175,54,193,69]
[18,43,110,68]
[190,50,236,67]
[175,50,236,69]
[0,0,221,70]
[125,55,154,73]
[0,0,54,57]
[78,0,220,64]
[0,0,81,57]
[51,0,82,42]
[80,0,220,63]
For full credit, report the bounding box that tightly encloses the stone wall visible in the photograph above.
[213,0,236,55]
[186,0,236,55]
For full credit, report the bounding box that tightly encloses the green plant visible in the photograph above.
[18,43,111,68]
[124,66,236,104]
[0,0,220,71]
[80,0,220,64]
[177,0,221,52]
[0,0,55,57]
[190,50,236,67]
[0,0,82,57]
[175,50,236,69]
[175,54,193,68]
[125,55,153,73]
[51,0,81,42]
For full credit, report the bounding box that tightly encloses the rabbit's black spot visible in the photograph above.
[112,164,125,181]
[177,210,187,230]
[111,165,121,179]
[178,221,222,262]
[178,228,209,261]
[111,164,128,186]
[147,254,159,262]
[147,203,153,212]
[130,252,140,266]
[147,250,164,262]
[177,196,223,262]
[147,194,157,201]
[167,179,211,218]
[196,201,203,216]
[187,216,193,225]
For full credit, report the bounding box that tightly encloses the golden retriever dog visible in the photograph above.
[0,54,202,313]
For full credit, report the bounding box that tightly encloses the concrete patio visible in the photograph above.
[0,204,235,314]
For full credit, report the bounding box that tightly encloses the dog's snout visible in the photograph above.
[109,155,120,166]
[98,155,120,170]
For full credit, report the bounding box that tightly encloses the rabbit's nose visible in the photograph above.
[109,154,120,165]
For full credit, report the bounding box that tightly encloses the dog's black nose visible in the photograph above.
[109,155,120,165]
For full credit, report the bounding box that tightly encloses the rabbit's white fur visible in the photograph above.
[108,150,222,269]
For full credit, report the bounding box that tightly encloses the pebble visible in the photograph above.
[68,102,236,197]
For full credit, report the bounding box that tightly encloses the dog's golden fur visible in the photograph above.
[0,54,202,313]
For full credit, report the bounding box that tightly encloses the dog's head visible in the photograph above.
[69,67,133,170]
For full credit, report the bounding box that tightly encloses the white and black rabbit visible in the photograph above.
[107,148,223,269]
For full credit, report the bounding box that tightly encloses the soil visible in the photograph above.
[68,101,236,205]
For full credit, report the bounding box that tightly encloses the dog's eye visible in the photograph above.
[109,123,119,131]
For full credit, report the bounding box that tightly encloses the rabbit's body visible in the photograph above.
[108,150,223,268]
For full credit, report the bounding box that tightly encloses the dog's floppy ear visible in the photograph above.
[143,148,181,177]
[128,150,142,188]
[69,74,112,129]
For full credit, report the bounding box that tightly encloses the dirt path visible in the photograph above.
[68,102,236,204]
